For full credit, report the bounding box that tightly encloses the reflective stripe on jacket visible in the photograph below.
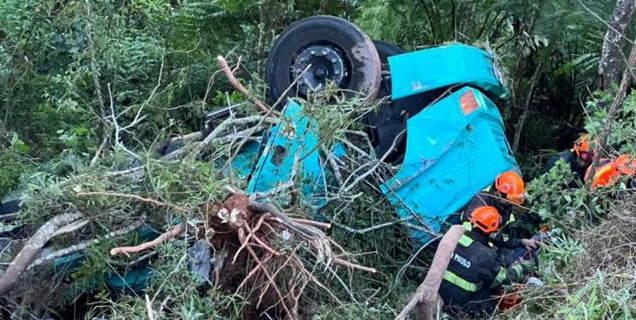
[439,231,534,313]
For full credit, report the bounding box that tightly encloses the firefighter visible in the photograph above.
[543,134,595,183]
[585,154,636,189]
[439,206,535,318]
[460,170,538,258]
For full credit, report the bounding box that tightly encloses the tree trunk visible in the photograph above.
[512,62,543,153]
[394,225,466,320]
[598,0,636,90]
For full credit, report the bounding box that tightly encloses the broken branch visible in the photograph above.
[76,191,188,213]
[110,223,186,256]
[30,220,144,269]
[0,212,85,297]
[395,225,466,320]
[217,55,270,113]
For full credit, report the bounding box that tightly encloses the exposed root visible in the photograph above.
[186,193,376,319]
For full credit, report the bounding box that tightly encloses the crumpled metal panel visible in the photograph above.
[381,86,518,243]
[247,100,326,207]
[389,44,508,100]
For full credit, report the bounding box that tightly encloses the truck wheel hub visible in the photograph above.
[291,45,346,96]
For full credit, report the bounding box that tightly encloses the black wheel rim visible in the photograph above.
[290,44,349,96]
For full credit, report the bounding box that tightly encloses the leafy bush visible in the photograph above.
[0,133,33,196]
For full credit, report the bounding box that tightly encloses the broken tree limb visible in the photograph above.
[217,55,270,113]
[110,223,185,256]
[0,212,85,297]
[322,146,344,186]
[249,201,323,241]
[332,257,377,273]
[250,200,334,263]
[291,218,331,229]
[30,220,144,269]
[145,294,156,320]
[219,65,311,174]
[162,115,276,160]
[52,218,89,237]
[334,219,407,234]
[76,191,188,213]
[394,225,466,320]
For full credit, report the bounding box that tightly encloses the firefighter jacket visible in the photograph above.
[461,191,522,249]
[543,149,588,183]
[438,230,534,316]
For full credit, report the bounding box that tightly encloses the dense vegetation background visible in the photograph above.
[1,0,636,319]
[0,0,626,188]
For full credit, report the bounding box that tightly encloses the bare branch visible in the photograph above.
[395,225,466,320]
[110,223,185,256]
[217,55,270,113]
[30,220,143,268]
[76,191,188,213]
[0,212,85,297]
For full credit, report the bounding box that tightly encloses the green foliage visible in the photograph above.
[507,81,636,318]
[539,235,584,279]
[555,271,636,320]
[144,157,228,205]
[88,242,245,320]
[585,90,636,155]
[526,161,581,220]
[0,133,34,196]
[313,301,402,320]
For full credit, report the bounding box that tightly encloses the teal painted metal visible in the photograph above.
[380,86,518,243]
[52,226,159,292]
[105,269,153,293]
[226,140,261,178]
[389,44,508,100]
[247,100,326,207]
[41,41,519,295]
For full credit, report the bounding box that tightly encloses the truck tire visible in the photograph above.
[266,15,381,105]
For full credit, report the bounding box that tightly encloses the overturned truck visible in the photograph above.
[212,15,519,243]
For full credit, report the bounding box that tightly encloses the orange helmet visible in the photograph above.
[586,159,619,189]
[469,206,501,234]
[573,134,594,162]
[495,171,527,204]
[586,155,636,189]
